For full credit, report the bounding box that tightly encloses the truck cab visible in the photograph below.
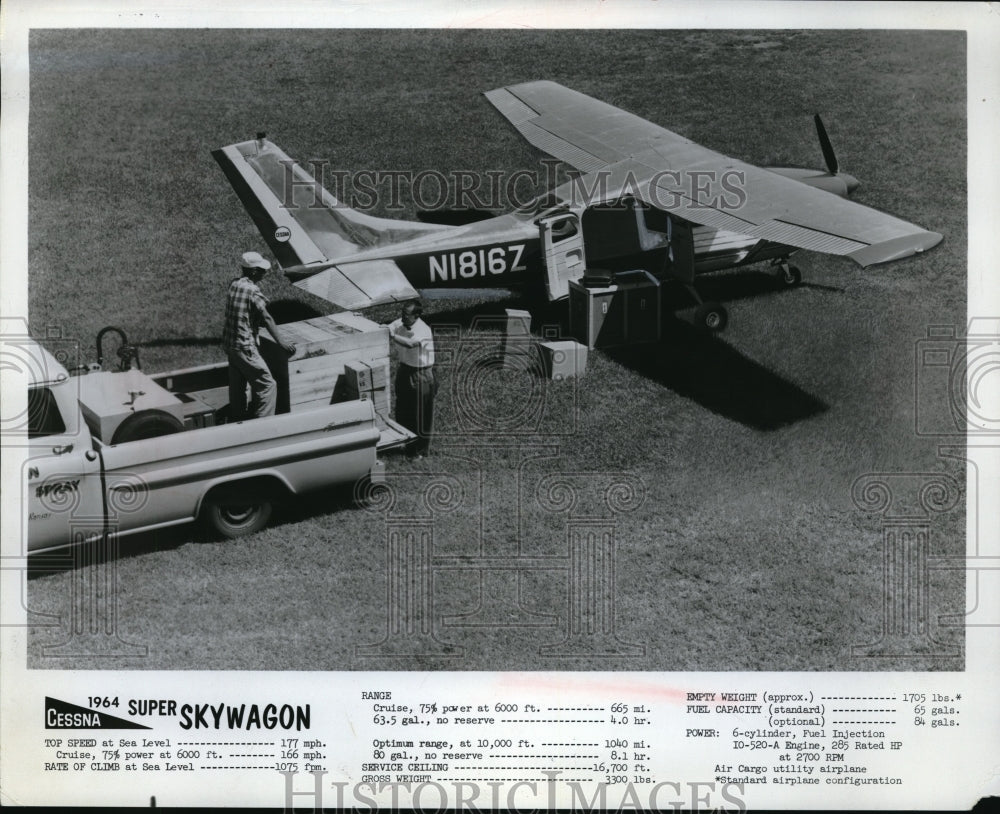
[25,341,105,552]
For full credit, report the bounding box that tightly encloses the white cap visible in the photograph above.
[240,251,271,271]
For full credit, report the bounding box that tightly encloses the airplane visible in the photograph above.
[213,80,942,331]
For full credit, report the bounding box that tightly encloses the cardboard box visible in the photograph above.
[538,340,588,380]
[345,360,374,393]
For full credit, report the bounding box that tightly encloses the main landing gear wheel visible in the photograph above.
[781,265,802,287]
[773,260,802,287]
[695,302,728,332]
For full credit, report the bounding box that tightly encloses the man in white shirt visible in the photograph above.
[389,300,437,459]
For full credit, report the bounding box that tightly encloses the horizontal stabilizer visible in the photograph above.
[291,259,418,310]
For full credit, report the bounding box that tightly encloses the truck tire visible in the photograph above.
[202,487,273,539]
[111,409,184,445]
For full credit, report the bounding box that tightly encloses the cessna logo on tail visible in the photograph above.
[428,244,526,282]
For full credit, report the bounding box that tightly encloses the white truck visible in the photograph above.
[22,314,411,554]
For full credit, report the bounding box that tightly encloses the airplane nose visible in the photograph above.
[841,173,860,195]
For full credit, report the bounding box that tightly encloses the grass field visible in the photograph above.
[24,29,967,670]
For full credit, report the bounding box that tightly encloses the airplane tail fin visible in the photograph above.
[213,136,446,309]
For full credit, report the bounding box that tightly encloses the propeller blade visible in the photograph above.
[814,114,839,175]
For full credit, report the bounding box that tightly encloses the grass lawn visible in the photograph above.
[25,28,966,670]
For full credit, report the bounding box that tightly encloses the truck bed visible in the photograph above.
[151,312,412,451]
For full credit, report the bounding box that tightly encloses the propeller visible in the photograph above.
[814,114,859,194]
[814,114,838,175]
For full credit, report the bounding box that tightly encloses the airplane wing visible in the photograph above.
[213,138,426,308]
[485,81,942,267]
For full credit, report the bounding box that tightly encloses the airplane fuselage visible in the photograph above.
[337,184,823,296]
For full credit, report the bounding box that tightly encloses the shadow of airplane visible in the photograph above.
[604,318,827,431]
[422,280,828,431]
[128,279,828,434]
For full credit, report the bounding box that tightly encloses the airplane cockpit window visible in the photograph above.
[550,217,579,242]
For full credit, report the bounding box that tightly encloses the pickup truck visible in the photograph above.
[23,315,411,554]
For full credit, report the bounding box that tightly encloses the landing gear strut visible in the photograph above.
[686,284,728,333]
[774,259,802,287]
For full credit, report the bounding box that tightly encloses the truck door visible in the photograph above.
[539,212,586,300]
[25,385,104,553]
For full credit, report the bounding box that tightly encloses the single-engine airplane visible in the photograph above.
[213,80,941,331]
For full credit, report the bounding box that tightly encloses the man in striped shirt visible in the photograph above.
[223,251,295,420]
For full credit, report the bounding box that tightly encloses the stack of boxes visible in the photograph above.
[342,360,391,427]
[568,269,661,349]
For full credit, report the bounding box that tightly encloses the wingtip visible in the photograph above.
[850,231,944,267]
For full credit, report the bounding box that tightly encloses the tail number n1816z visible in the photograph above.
[428,244,526,282]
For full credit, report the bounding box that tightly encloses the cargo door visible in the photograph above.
[539,212,585,300]
[666,215,696,283]
[627,285,659,343]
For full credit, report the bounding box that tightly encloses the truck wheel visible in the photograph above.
[202,490,273,539]
[111,409,184,444]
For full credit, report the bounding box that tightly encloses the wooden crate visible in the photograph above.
[260,313,393,413]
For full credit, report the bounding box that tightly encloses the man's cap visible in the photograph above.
[240,251,271,271]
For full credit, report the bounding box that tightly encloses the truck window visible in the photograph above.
[27,387,67,438]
